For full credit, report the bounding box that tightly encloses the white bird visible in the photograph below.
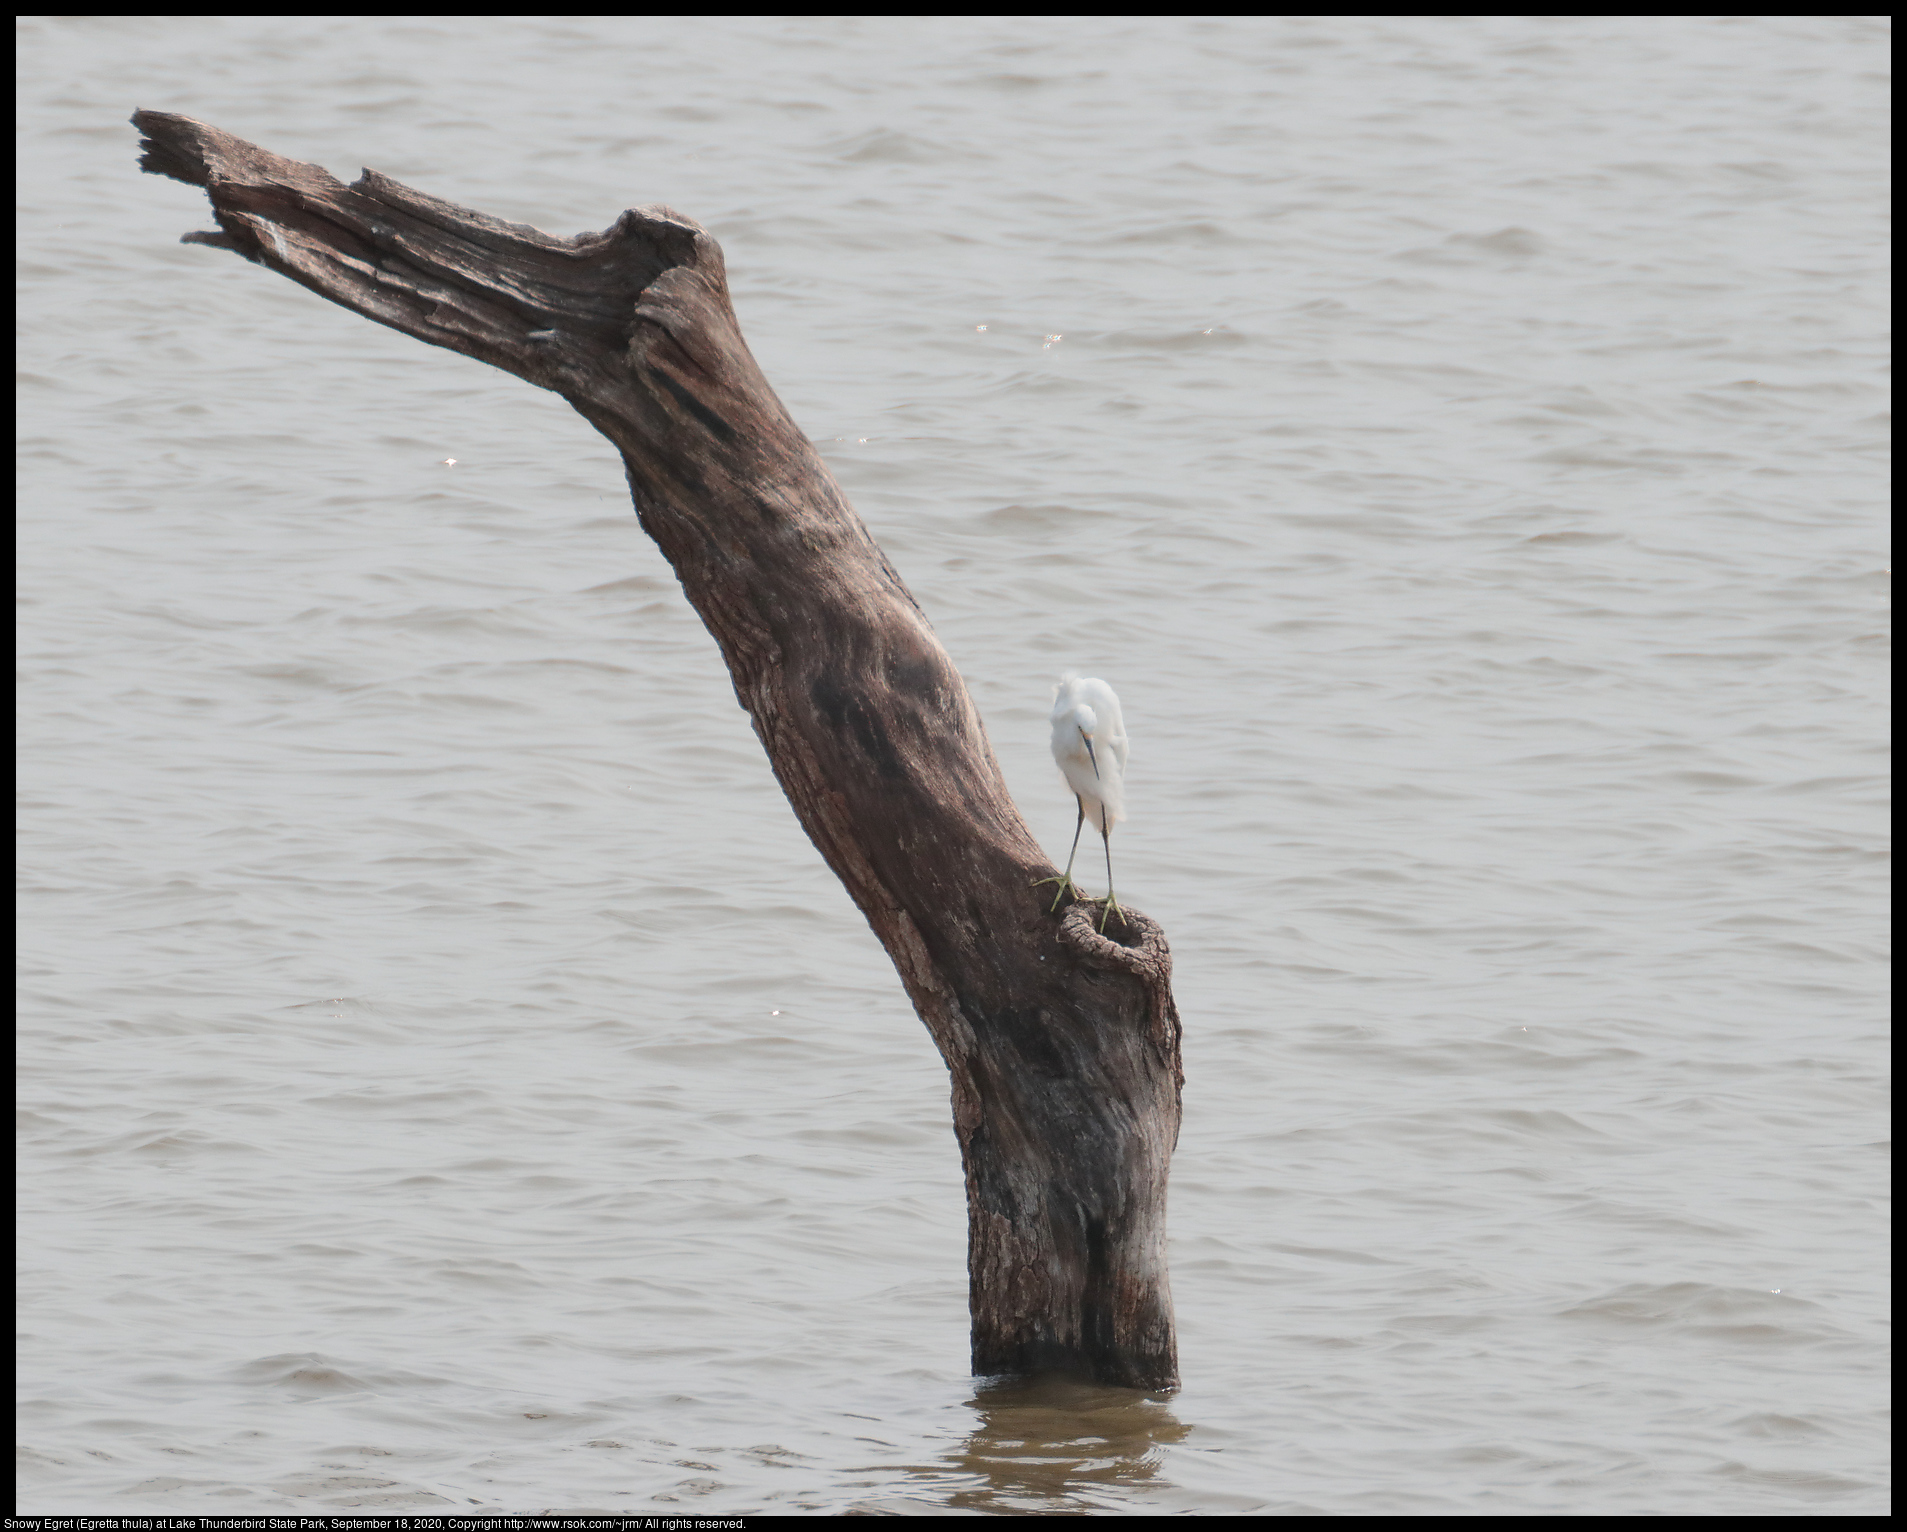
[1036,673,1129,931]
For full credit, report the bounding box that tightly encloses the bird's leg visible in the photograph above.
[1097,808,1127,933]
[1033,799,1087,911]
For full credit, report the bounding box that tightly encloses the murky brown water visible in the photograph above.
[17,14,1889,1515]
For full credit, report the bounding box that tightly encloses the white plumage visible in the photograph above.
[1050,673,1127,832]
[1040,673,1129,929]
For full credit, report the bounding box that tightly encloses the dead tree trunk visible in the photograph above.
[133,111,1184,1390]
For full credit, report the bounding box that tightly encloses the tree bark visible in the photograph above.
[132,110,1184,1390]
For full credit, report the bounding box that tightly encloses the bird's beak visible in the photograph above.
[1079,727,1099,779]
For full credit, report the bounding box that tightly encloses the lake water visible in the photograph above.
[16,14,1890,1516]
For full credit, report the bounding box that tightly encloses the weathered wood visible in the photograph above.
[132,110,1184,1390]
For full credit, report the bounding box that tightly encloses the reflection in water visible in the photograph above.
[921,1375,1189,1514]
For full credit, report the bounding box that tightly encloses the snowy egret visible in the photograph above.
[1034,673,1129,931]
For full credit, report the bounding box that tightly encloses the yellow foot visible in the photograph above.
[1032,873,1077,913]
[1098,896,1128,934]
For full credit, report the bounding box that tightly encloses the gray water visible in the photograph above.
[16,15,1890,1516]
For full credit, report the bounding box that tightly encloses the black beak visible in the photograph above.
[1079,727,1099,779]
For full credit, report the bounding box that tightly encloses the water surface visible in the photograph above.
[17,14,1890,1515]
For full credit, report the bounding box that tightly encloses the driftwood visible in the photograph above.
[132,110,1184,1390]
